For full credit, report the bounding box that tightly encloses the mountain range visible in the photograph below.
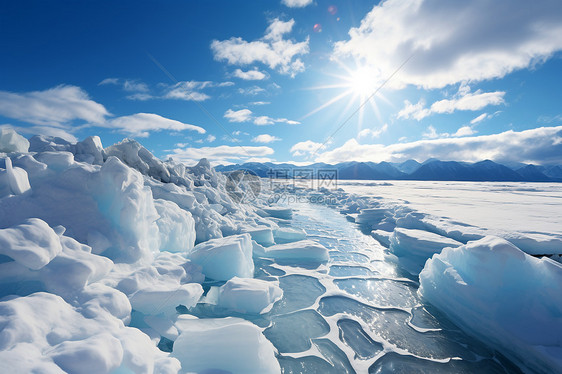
[216,159,562,182]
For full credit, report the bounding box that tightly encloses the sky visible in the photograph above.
[1,0,562,166]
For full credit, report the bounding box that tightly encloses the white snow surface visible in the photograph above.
[0,131,283,374]
[419,236,562,374]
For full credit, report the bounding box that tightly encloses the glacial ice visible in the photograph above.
[189,233,255,280]
[215,276,283,314]
[172,316,281,374]
[420,236,562,374]
[262,206,293,220]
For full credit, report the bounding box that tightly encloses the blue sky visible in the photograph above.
[1,0,562,165]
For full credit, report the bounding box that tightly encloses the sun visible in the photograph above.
[347,66,379,99]
[301,61,389,126]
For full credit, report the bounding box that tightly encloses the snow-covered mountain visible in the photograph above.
[216,159,561,182]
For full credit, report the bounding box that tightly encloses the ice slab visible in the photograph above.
[217,277,283,314]
[419,236,562,374]
[173,316,280,374]
[253,239,329,263]
[273,227,307,242]
[189,233,254,280]
[129,283,203,316]
[262,206,293,220]
[0,128,29,153]
[389,228,462,275]
[243,227,275,246]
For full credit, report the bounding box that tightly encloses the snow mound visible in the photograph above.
[216,277,283,314]
[0,292,180,374]
[0,218,62,270]
[419,236,562,374]
[172,316,280,374]
[389,228,462,275]
[254,239,329,263]
[0,128,29,153]
[189,234,254,280]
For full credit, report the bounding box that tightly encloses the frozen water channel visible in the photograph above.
[187,203,523,374]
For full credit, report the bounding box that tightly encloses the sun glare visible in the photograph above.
[302,61,388,130]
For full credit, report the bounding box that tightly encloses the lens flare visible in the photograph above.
[313,23,322,33]
[328,5,338,15]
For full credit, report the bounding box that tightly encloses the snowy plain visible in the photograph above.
[0,129,561,374]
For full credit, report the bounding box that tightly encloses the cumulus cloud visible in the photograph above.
[224,109,253,123]
[452,126,476,137]
[358,124,388,138]
[334,0,562,88]
[167,144,274,166]
[224,108,299,126]
[290,140,327,157]
[233,68,267,80]
[282,0,313,8]
[252,134,282,143]
[0,85,110,126]
[315,126,562,165]
[211,18,309,76]
[102,113,206,137]
[398,86,505,121]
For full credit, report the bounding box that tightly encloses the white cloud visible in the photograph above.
[206,134,216,142]
[282,0,313,8]
[470,113,489,125]
[164,81,211,101]
[252,134,282,143]
[224,108,299,126]
[102,113,205,137]
[358,124,388,138]
[422,125,441,139]
[290,140,327,157]
[398,86,505,121]
[0,85,109,126]
[314,126,562,165]
[211,18,309,77]
[452,126,476,137]
[233,68,267,80]
[334,0,562,89]
[238,86,266,96]
[224,109,253,123]
[249,101,270,106]
[99,78,150,96]
[167,144,274,166]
